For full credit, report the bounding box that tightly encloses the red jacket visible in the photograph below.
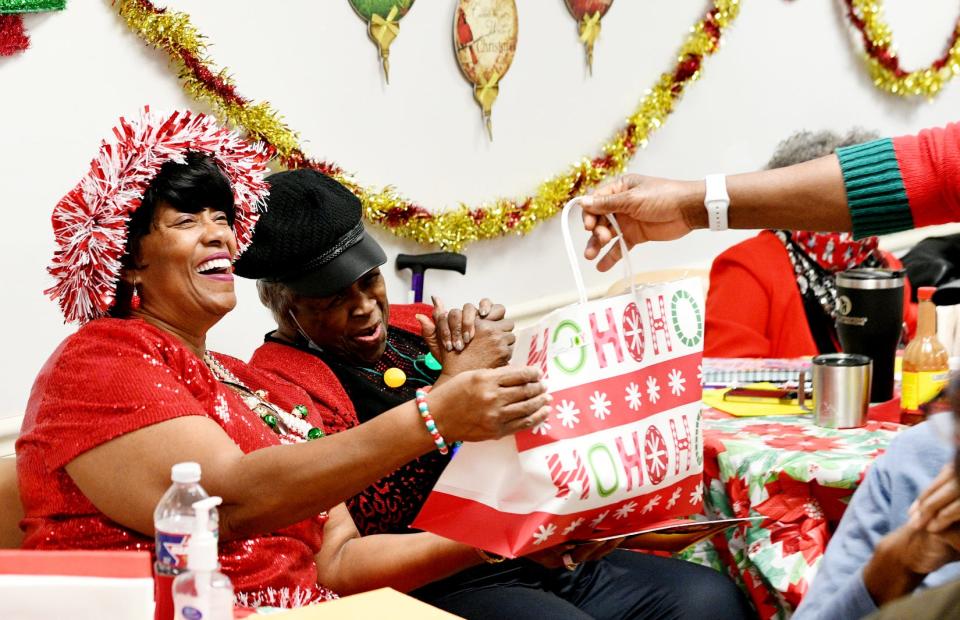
[704,231,916,358]
[248,303,428,434]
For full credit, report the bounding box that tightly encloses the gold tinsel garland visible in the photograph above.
[117,0,740,250]
[846,0,960,98]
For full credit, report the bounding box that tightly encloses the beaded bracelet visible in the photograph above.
[415,386,450,455]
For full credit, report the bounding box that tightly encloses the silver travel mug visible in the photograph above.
[803,353,872,429]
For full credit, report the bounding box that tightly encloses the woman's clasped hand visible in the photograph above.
[418,296,516,378]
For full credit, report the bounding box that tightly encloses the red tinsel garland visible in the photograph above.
[843,0,958,77]
[0,14,29,56]
[122,0,342,177]
[842,0,960,97]
[119,0,740,249]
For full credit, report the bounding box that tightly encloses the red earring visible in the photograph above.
[130,283,141,311]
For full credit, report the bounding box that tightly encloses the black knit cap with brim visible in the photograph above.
[233,169,387,297]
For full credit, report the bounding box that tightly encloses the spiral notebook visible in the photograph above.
[701,357,811,386]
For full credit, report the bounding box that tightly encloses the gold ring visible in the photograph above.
[562,552,578,571]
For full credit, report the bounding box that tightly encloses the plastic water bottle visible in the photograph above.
[154,462,219,577]
[172,497,234,620]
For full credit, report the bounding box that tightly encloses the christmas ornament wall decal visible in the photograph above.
[349,0,415,84]
[454,0,517,140]
[565,0,613,73]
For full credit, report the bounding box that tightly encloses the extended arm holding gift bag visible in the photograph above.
[581,123,960,271]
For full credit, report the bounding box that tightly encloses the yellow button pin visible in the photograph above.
[384,367,407,388]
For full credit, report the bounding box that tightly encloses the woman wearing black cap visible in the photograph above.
[239,169,756,619]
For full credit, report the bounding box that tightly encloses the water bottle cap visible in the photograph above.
[171,462,201,483]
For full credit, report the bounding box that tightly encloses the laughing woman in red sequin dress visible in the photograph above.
[15,108,554,609]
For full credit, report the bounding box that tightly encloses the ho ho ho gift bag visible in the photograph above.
[413,201,706,557]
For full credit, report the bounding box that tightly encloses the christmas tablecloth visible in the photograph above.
[679,409,903,619]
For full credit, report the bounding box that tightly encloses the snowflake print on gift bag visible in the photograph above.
[413,201,705,557]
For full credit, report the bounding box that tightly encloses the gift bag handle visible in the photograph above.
[561,198,638,305]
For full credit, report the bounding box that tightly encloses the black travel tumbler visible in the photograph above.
[835,268,905,403]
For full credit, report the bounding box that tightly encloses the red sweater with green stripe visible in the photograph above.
[838,122,960,236]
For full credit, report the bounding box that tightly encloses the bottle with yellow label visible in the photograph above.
[901,286,949,422]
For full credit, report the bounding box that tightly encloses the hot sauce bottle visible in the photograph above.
[901,286,949,423]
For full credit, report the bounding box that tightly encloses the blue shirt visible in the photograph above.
[793,414,960,620]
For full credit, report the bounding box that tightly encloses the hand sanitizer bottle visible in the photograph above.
[172,497,234,620]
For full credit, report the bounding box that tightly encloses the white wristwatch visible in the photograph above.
[704,174,730,231]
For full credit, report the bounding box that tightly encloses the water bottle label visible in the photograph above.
[157,531,190,571]
[180,606,203,620]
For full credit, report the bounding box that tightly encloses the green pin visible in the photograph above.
[424,352,442,371]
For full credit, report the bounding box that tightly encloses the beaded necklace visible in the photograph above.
[203,352,324,442]
[357,341,439,388]
[775,230,884,321]
[777,230,840,320]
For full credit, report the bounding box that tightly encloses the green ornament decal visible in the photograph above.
[348,0,416,83]
[349,0,413,20]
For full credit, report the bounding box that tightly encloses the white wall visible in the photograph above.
[2,0,960,429]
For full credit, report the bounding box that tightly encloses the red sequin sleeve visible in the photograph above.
[20,319,221,471]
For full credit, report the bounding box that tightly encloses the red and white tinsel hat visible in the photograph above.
[46,107,274,324]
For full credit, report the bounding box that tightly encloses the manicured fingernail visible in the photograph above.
[455,340,464,351]
[445,341,453,351]
[545,394,554,402]
[464,333,472,344]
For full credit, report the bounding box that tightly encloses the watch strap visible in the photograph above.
[704,174,730,231]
